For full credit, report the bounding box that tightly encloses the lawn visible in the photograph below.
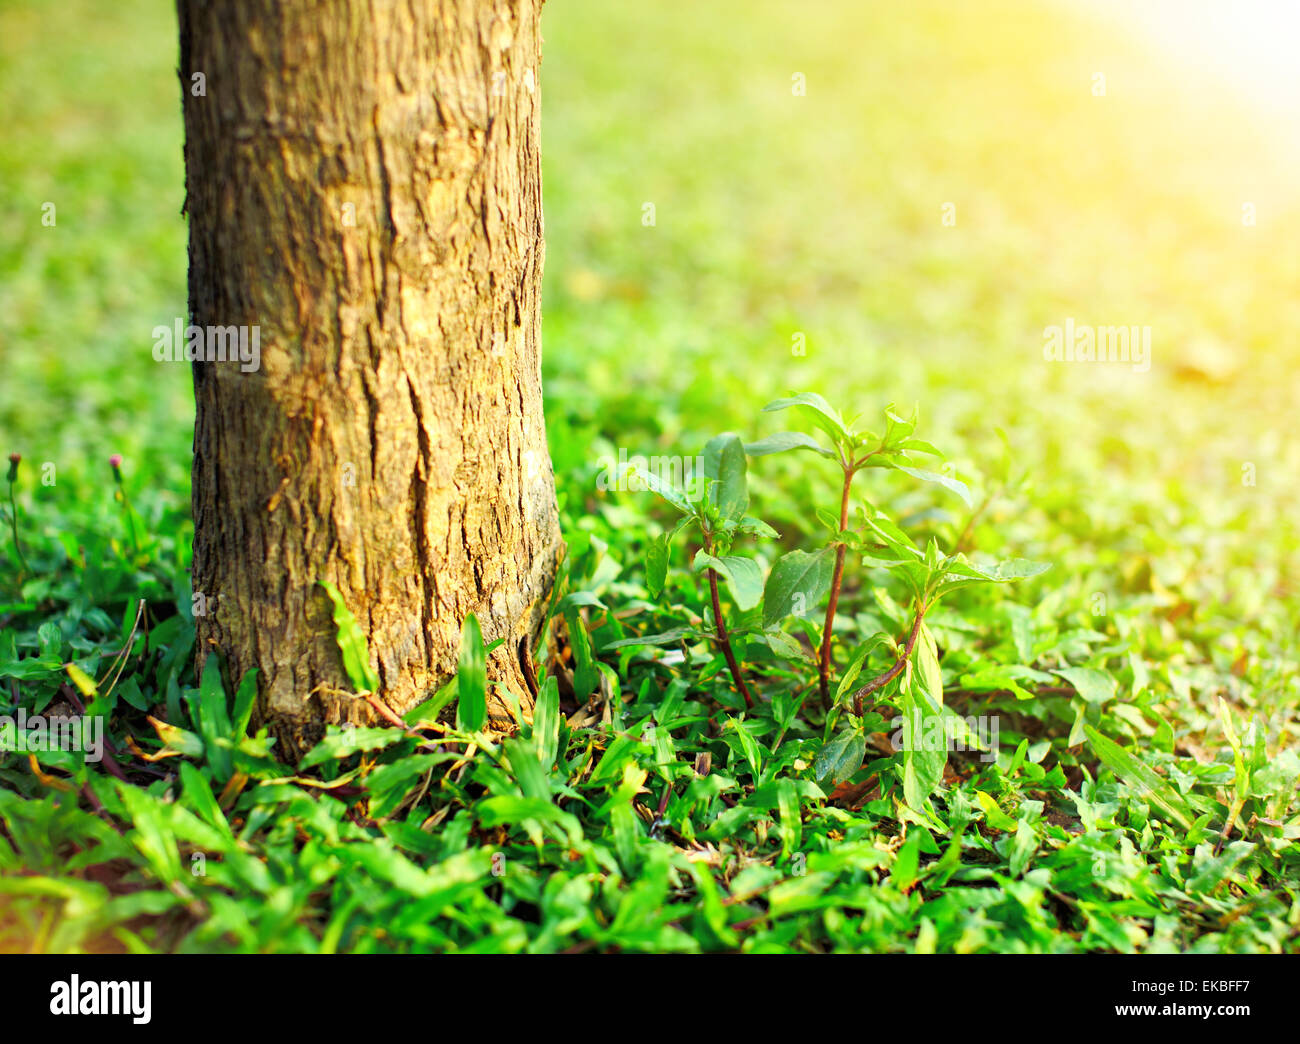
[0,0,1297,953]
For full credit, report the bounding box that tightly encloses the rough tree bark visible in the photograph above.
[177,0,563,759]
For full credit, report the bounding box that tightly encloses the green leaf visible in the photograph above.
[915,623,943,711]
[179,761,232,839]
[404,677,458,725]
[712,555,764,611]
[504,737,552,801]
[602,627,694,650]
[702,433,749,521]
[894,465,973,507]
[115,783,182,884]
[759,628,807,661]
[299,724,408,768]
[833,634,891,704]
[1084,725,1195,832]
[727,719,764,779]
[975,791,1019,831]
[776,778,801,856]
[762,547,835,628]
[1054,666,1116,706]
[736,515,780,539]
[762,393,851,442]
[367,752,458,820]
[645,535,670,599]
[198,654,233,780]
[898,673,946,808]
[564,607,599,702]
[814,728,866,786]
[456,613,487,733]
[631,464,694,514]
[889,832,922,890]
[318,580,380,693]
[861,513,924,562]
[1009,820,1037,877]
[1186,841,1254,895]
[476,796,582,845]
[1217,697,1249,804]
[534,675,561,768]
[37,622,61,660]
[933,556,1050,597]
[231,668,258,740]
[744,431,834,458]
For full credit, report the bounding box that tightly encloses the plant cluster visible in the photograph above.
[620,393,1046,806]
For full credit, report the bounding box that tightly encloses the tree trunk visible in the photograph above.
[177,0,562,759]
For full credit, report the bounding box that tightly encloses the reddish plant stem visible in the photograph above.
[705,536,753,707]
[818,467,855,707]
[854,600,927,716]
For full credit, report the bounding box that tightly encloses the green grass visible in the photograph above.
[0,0,1296,953]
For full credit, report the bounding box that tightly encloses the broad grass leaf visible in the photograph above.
[299,725,407,768]
[1084,724,1195,832]
[318,580,379,693]
[602,627,694,650]
[231,668,258,740]
[533,675,561,768]
[198,654,233,779]
[456,613,487,732]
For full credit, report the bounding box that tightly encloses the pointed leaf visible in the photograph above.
[895,465,973,507]
[815,729,867,786]
[456,613,487,732]
[744,431,835,459]
[762,393,851,442]
[702,433,749,521]
[319,580,380,693]
[645,535,669,599]
[762,547,835,628]
[1084,725,1195,832]
[715,555,764,611]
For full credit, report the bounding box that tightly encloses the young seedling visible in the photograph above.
[815,517,1047,805]
[628,433,777,708]
[747,395,969,708]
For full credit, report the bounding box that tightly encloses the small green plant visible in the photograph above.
[747,394,970,706]
[633,432,777,707]
[627,393,1047,808]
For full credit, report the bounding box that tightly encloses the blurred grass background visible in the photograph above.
[1,0,1296,712]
